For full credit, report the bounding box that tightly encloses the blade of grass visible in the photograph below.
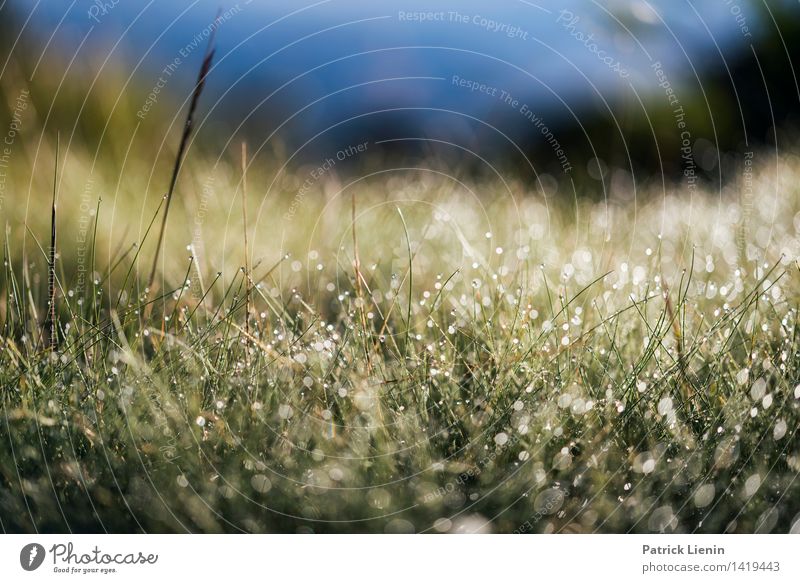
[241,141,251,354]
[47,134,59,351]
[397,208,413,355]
[146,11,220,294]
[351,191,371,372]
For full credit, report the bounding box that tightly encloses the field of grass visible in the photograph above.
[1,133,800,533]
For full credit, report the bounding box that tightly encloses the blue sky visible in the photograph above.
[9,0,777,156]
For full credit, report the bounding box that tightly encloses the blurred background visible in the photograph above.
[1,0,799,195]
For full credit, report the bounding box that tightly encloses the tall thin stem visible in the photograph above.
[241,141,251,345]
[146,11,219,294]
[47,134,59,350]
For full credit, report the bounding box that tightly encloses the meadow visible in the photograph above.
[1,125,799,533]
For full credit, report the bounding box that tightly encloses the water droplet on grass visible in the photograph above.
[744,473,761,497]
[694,483,715,508]
[774,419,787,440]
[251,474,272,493]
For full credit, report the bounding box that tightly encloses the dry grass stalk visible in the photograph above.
[47,135,59,350]
[241,141,251,359]
[146,13,219,294]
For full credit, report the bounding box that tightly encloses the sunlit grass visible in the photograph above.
[1,144,800,533]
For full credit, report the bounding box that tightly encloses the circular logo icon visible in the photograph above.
[20,543,46,571]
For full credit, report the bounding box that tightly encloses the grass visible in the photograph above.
[1,125,800,533]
